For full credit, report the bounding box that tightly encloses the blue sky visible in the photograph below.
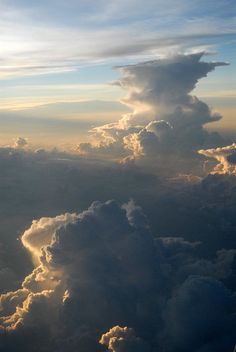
[1,0,236,79]
[0,0,235,146]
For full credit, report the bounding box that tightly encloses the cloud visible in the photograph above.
[21,212,78,265]
[0,143,235,274]
[116,53,225,119]
[0,1,235,78]
[0,200,158,350]
[0,200,235,351]
[78,53,228,175]
[95,53,226,130]
[99,326,150,352]
[13,137,28,149]
[161,276,236,352]
[123,120,173,158]
[199,143,236,174]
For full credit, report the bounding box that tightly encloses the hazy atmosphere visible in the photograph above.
[0,1,235,352]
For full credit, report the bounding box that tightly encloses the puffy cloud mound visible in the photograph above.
[78,53,227,174]
[123,120,173,158]
[13,137,28,149]
[199,143,236,174]
[99,326,149,352]
[21,213,78,264]
[0,200,157,350]
[0,200,235,351]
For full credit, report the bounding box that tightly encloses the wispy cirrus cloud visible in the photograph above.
[0,0,235,78]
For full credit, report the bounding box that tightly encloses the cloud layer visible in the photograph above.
[0,47,235,352]
[0,200,235,351]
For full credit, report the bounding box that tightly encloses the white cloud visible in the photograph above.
[199,143,236,174]
[78,53,227,175]
[21,212,78,265]
[99,326,149,352]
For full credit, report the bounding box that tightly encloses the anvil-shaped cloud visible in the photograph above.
[78,53,228,175]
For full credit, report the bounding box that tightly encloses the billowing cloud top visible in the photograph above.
[99,325,149,352]
[117,53,225,117]
[78,53,228,175]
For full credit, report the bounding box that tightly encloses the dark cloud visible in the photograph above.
[161,275,236,352]
[0,200,235,351]
[227,152,236,165]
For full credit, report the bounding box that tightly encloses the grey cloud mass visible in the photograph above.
[0,200,235,351]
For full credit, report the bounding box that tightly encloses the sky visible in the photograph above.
[0,0,236,147]
[0,2,236,352]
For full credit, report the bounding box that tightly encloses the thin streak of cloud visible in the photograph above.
[0,2,235,78]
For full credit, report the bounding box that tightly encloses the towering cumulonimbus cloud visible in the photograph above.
[78,53,228,174]
[0,200,235,352]
[114,52,226,128]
